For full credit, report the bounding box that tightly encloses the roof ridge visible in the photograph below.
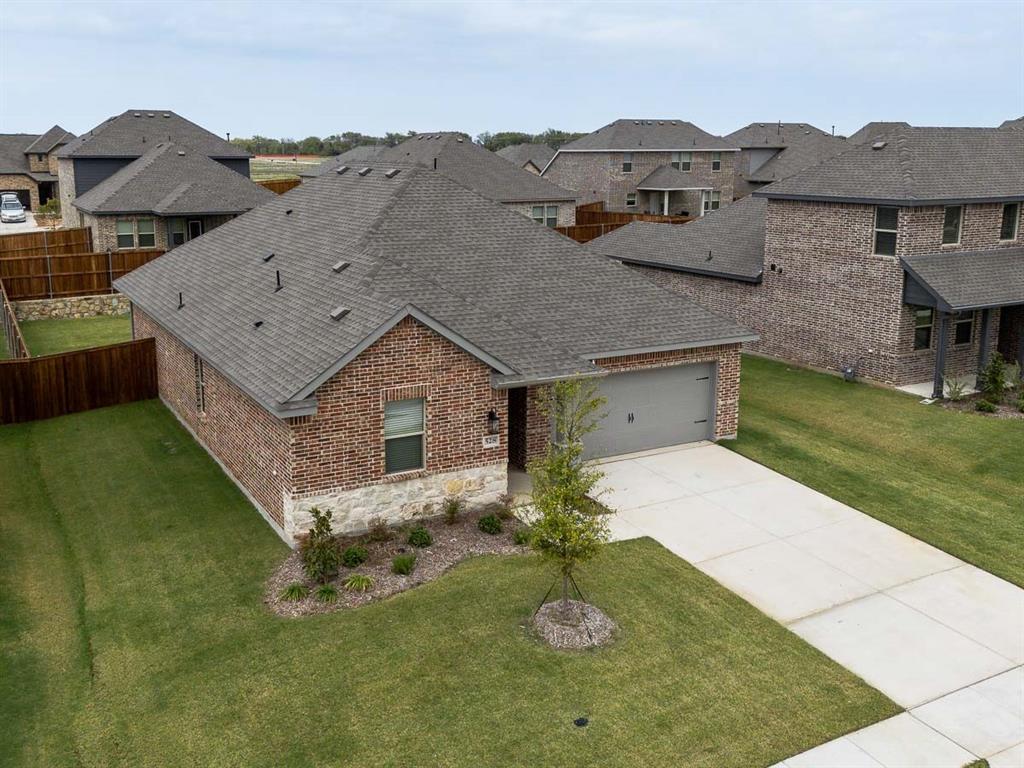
[893,131,917,199]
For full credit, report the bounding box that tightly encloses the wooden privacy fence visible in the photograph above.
[0,248,164,300]
[0,338,157,424]
[257,178,302,195]
[0,227,93,258]
[1,281,28,359]
[575,204,693,227]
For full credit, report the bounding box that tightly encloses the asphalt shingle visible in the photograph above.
[58,109,248,159]
[496,143,555,170]
[299,145,388,177]
[557,119,736,152]
[902,247,1024,311]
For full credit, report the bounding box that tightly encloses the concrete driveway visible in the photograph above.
[0,211,44,234]
[600,444,1024,766]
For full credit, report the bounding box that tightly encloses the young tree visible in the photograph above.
[527,378,609,620]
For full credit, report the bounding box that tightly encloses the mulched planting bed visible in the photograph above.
[533,599,616,650]
[266,513,528,617]
[939,391,1023,420]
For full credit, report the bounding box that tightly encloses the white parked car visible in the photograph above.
[1,199,27,223]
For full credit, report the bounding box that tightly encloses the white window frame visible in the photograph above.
[625,192,637,207]
[531,205,558,227]
[115,220,135,250]
[1000,202,1019,241]
[701,190,721,214]
[671,151,691,171]
[136,218,156,248]
[874,206,899,255]
[622,153,633,173]
[384,398,426,474]
[169,218,186,247]
[711,152,722,172]
[941,205,963,246]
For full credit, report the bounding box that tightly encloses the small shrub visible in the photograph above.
[315,584,339,603]
[341,545,369,568]
[407,526,433,548]
[975,399,998,413]
[496,492,516,520]
[392,553,416,575]
[979,353,1007,402]
[512,526,532,546]
[944,377,967,402]
[442,496,463,525]
[1017,393,1024,413]
[301,508,342,583]
[343,573,375,592]
[478,514,502,535]
[366,516,392,542]
[1007,361,1022,388]
[279,582,309,602]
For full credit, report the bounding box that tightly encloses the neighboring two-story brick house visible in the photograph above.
[541,119,739,216]
[116,163,754,543]
[0,125,75,209]
[726,122,849,199]
[57,109,254,235]
[589,127,1024,397]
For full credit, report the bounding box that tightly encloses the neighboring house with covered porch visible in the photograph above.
[0,125,75,209]
[115,162,754,543]
[541,119,738,216]
[72,142,273,251]
[589,126,1024,396]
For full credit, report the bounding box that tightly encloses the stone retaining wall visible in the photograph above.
[13,293,131,322]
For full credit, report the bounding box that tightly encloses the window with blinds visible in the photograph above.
[384,398,425,473]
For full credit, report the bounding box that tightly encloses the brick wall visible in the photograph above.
[504,200,577,227]
[27,154,48,173]
[0,174,39,210]
[86,214,171,251]
[133,308,294,527]
[544,151,736,213]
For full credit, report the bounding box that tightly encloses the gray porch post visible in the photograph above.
[932,312,950,399]
[976,307,991,375]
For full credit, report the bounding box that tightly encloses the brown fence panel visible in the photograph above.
[0,338,157,424]
[0,227,93,258]
[0,248,164,300]
[555,222,630,243]
[1,281,29,359]
[257,178,302,195]
[575,207,693,226]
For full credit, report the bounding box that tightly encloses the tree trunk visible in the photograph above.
[560,572,570,620]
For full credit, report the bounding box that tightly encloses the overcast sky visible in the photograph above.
[2,1,1022,140]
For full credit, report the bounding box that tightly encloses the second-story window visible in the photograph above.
[874,206,899,255]
[671,151,691,171]
[711,152,722,172]
[1000,202,1019,241]
[622,153,633,173]
[942,205,962,245]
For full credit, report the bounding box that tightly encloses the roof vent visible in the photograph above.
[658,121,664,125]
[671,121,677,125]
[254,320,264,329]
[329,306,350,321]
[274,270,283,292]
[456,137,464,142]
[384,168,400,179]
[331,260,349,273]
[872,141,887,150]
[633,121,639,125]
[163,113,170,118]
[177,150,185,156]
[147,113,154,117]
[335,165,350,175]
[285,209,293,215]
[357,167,372,176]
[133,112,141,117]
[758,123,765,127]
[263,252,275,262]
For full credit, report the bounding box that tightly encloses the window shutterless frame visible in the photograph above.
[193,353,206,413]
[626,192,637,207]
[115,220,135,249]
[622,153,632,173]
[711,152,722,172]
[913,307,934,350]
[941,205,962,245]
[384,398,425,474]
[671,151,691,171]
[874,206,899,255]
[136,218,156,248]
[953,311,974,346]
[1000,202,1019,241]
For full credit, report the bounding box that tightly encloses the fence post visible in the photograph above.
[107,248,113,294]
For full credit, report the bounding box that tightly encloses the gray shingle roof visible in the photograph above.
[115,165,754,416]
[375,134,576,203]
[73,143,274,216]
[58,109,248,159]
[557,119,736,152]
[1000,116,1024,130]
[847,121,912,145]
[587,196,766,282]
[636,166,713,190]
[755,127,1024,205]
[496,143,555,170]
[727,122,834,148]
[902,247,1024,311]
[299,145,388,178]
[0,134,36,174]
[23,125,75,154]
[725,122,851,187]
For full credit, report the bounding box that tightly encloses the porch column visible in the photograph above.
[976,307,991,375]
[932,312,950,399]
[662,190,669,216]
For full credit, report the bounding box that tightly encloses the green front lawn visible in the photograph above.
[19,315,132,356]
[729,355,1024,587]
[0,401,896,768]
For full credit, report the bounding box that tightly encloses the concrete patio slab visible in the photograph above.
[911,681,1024,758]
[887,565,1024,663]
[790,593,1016,707]
[785,515,961,591]
[702,476,858,537]
[846,713,976,767]
[619,496,774,563]
[783,736,885,767]
[697,539,875,623]
[972,667,1024,722]
[635,446,775,495]
[988,742,1024,768]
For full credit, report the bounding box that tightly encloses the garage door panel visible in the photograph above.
[583,363,714,459]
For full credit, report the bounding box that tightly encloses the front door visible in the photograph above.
[187,219,204,240]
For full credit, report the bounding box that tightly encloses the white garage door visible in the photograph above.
[583,363,714,459]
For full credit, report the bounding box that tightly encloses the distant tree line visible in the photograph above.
[231,128,586,157]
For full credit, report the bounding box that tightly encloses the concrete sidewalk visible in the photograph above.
[599,444,1023,767]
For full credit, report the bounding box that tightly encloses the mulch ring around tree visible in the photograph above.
[532,599,616,650]
[266,514,529,617]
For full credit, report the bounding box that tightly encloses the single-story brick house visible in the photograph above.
[589,126,1024,397]
[72,141,274,251]
[541,119,738,216]
[116,163,755,543]
[0,125,75,209]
